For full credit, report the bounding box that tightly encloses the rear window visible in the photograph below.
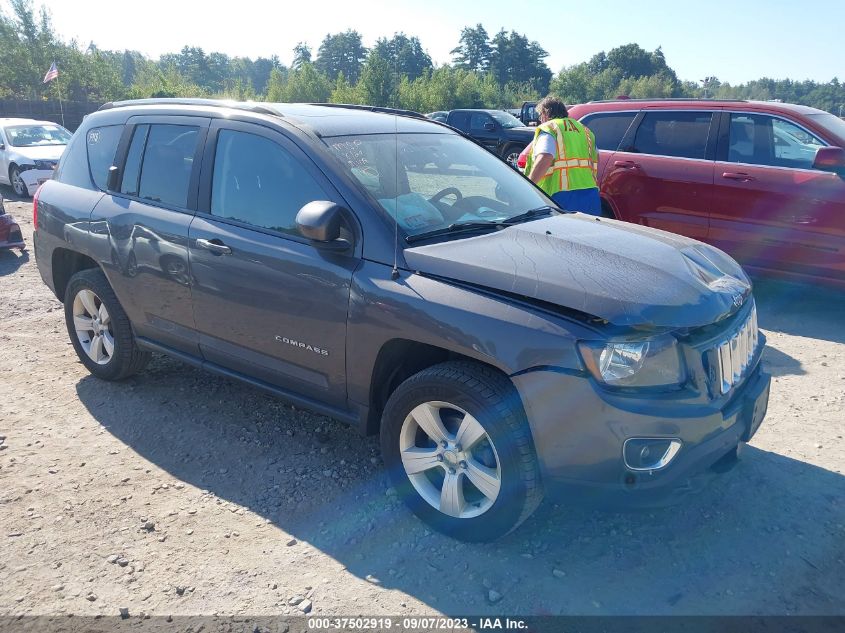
[85,125,123,191]
[629,111,713,159]
[582,112,637,151]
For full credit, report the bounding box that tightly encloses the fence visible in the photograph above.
[0,99,103,132]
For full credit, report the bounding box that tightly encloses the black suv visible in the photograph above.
[444,109,535,166]
[33,99,771,541]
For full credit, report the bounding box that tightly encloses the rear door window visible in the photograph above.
[120,124,200,208]
[85,125,123,190]
[630,111,714,159]
[449,112,470,130]
[582,112,638,151]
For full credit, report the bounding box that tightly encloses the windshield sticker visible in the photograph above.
[87,130,100,144]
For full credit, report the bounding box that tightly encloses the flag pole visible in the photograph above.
[54,75,65,128]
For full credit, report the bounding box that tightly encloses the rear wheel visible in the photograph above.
[381,361,542,541]
[64,268,150,380]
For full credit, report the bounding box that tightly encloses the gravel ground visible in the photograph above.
[0,192,843,618]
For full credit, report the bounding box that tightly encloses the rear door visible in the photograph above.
[188,119,359,406]
[710,111,845,281]
[88,115,209,356]
[600,109,717,240]
[579,110,639,192]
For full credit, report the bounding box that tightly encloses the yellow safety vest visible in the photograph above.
[525,118,598,196]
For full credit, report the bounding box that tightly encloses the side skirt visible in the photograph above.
[136,337,366,431]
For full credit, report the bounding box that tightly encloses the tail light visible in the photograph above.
[33,183,43,229]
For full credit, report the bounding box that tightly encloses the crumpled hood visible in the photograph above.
[9,145,65,162]
[403,214,752,329]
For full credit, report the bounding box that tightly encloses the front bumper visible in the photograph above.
[19,168,54,193]
[512,356,771,505]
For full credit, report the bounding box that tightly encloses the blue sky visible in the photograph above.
[16,0,845,85]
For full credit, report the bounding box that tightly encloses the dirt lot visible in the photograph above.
[1,194,843,618]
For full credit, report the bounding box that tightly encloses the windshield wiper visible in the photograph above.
[405,206,561,244]
[406,221,504,243]
[501,205,561,225]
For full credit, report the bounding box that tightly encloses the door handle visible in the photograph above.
[196,238,232,255]
[614,160,640,169]
[722,172,755,181]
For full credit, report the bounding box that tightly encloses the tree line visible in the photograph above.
[1,0,842,115]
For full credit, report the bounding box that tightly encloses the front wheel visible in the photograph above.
[10,166,28,198]
[64,268,150,380]
[501,144,523,168]
[381,361,542,541]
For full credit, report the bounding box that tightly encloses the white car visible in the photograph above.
[0,118,72,198]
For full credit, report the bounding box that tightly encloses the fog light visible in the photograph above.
[623,438,682,471]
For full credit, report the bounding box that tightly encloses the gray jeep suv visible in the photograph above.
[33,99,771,541]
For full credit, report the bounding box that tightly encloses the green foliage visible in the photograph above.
[371,33,432,81]
[357,51,396,107]
[488,30,551,94]
[451,24,491,72]
[0,5,842,117]
[314,30,367,83]
[266,63,331,103]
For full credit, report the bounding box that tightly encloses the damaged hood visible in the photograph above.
[403,213,752,329]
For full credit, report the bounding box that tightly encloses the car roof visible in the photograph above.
[568,98,828,116]
[97,99,452,137]
[0,118,58,126]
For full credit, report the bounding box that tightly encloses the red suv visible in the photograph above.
[567,99,845,287]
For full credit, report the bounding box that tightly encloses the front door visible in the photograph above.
[601,109,717,241]
[710,112,845,282]
[188,120,358,406]
[468,112,499,152]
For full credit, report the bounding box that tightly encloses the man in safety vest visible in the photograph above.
[525,96,601,215]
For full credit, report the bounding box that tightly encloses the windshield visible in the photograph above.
[490,111,525,129]
[5,124,72,147]
[807,113,845,145]
[324,132,552,238]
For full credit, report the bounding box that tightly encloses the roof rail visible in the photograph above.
[308,103,427,120]
[97,98,282,117]
[587,98,748,104]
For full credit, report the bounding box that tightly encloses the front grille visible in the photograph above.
[712,304,759,394]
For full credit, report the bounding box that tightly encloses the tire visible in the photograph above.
[600,200,616,219]
[501,144,522,168]
[10,165,28,198]
[381,361,543,541]
[64,268,151,380]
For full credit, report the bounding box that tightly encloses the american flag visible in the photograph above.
[42,62,58,84]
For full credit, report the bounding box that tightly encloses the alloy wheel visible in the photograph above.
[399,401,501,519]
[72,289,114,365]
[11,168,26,197]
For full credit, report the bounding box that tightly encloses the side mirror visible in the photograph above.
[296,201,352,251]
[0,143,5,151]
[813,146,845,176]
[106,165,121,191]
[483,122,496,132]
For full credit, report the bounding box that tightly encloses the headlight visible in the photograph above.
[578,335,686,388]
[34,159,55,170]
